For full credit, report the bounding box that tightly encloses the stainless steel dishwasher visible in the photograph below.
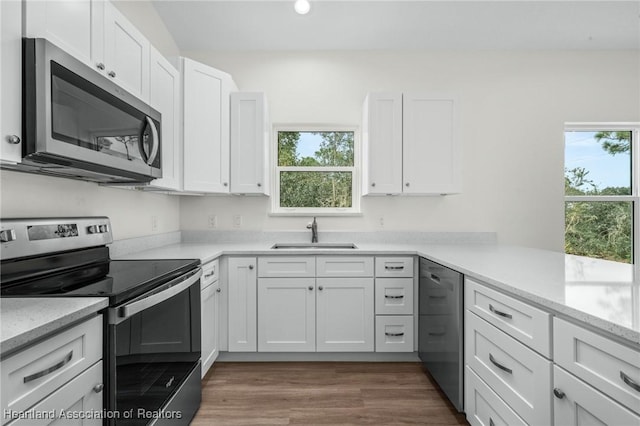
[419,257,464,412]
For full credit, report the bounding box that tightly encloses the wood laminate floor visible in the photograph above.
[192,362,469,425]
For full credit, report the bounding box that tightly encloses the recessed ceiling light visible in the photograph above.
[294,0,311,15]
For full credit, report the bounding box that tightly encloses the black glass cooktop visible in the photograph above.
[1,252,199,305]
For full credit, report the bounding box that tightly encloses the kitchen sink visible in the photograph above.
[271,243,358,249]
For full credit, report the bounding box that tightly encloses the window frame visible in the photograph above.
[270,124,361,216]
[564,122,640,264]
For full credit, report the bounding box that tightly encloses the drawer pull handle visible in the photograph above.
[204,271,216,278]
[553,388,566,399]
[385,266,404,270]
[489,418,495,426]
[385,332,404,337]
[489,353,512,374]
[621,371,640,392]
[385,295,404,299]
[489,304,513,319]
[23,351,73,383]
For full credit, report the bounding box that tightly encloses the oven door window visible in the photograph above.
[50,62,158,167]
[114,285,200,424]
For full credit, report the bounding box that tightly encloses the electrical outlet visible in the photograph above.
[233,215,242,228]
[379,217,384,228]
[208,215,217,229]
[151,215,158,232]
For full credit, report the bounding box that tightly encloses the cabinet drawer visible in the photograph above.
[375,316,413,352]
[6,361,103,426]
[554,317,640,415]
[554,365,640,426]
[201,258,219,290]
[465,310,552,426]
[258,256,315,277]
[375,257,414,277]
[375,278,413,315]
[465,278,551,357]
[1,315,103,423]
[316,256,373,277]
[465,366,527,426]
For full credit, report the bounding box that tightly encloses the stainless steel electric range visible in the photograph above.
[0,217,202,426]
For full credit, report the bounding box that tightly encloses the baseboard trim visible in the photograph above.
[216,351,421,362]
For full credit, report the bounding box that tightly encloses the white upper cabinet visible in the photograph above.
[23,0,103,72]
[362,93,403,195]
[230,92,270,195]
[403,93,460,194]
[1,0,23,164]
[148,47,181,191]
[182,58,236,193]
[102,1,150,102]
[24,0,150,103]
[362,92,460,195]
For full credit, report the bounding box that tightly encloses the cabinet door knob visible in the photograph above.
[308,286,313,290]
[216,288,221,293]
[224,182,228,187]
[6,135,20,144]
[248,265,254,270]
[318,286,323,291]
[257,183,262,187]
[108,70,116,78]
[371,182,376,187]
[553,388,565,399]
[96,62,105,70]
[93,384,104,393]
[405,182,410,187]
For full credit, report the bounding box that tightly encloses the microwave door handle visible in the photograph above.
[145,116,159,166]
[109,268,202,324]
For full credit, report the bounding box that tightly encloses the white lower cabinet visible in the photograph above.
[316,277,374,352]
[553,365,640,426]
[258,278,316,352]
[1,315,103,426]
[201,259,221,377]
[228,257,257,352]
[465,366,527,426]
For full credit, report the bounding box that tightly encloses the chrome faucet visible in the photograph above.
[306,217,318,243]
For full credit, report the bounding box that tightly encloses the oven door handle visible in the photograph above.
[109,268,202,324]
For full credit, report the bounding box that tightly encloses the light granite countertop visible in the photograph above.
[1,297,108,357]
[117,241,640,347]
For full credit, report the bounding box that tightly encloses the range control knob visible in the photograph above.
[99,225,108,233]
[0,229,16,243]
[87,225,99,234]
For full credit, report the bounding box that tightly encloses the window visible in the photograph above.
[564,124,640,263]
[273,126,360,215]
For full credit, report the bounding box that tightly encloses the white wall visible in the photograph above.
[0,0,181,240]
[179,50,640,251]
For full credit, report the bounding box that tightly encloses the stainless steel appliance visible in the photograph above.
[418,257,464,412]
[0,217,201,426]
[12,38,162,183]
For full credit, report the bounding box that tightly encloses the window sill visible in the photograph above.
[269,211,363,217]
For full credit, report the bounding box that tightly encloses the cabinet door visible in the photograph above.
[0,0,23,164]
[362,92,403,195]
[258,278,316,352]
[7,361,103,426]
[316,277,374,352]
[183,58,233,193]
[230,92,270,195]
[149,47,181,191]
[228,258,257,352]
[23,0,104,72]
[554,365,640,426]
[403,93,460,194]
[201,280,220,378]
[102,1,150,102]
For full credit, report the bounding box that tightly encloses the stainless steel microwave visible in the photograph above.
[18,38,162,183]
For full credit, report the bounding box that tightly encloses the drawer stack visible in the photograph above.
[374,257,414,352]
[464,278,552,426]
